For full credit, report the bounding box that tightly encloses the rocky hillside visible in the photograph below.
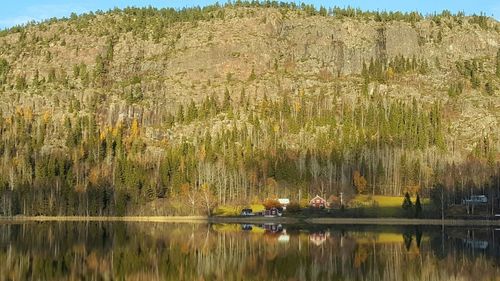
[0,3,498,215]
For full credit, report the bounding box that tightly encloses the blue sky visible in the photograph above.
[1,0,499,29]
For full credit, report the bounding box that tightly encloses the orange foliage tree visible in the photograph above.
[262,199,281,210]
[353,171,368,194]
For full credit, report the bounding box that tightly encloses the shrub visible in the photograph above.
[286,202,301,213]
[262,199,281,210]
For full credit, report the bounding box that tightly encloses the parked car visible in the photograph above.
[240,208,254,216]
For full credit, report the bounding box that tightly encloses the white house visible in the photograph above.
[278,198,290,210]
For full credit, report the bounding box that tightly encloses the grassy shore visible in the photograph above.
[307,217,500,226]
[213,195,432,217]
[0,216,207,223]
[1,216,499,226]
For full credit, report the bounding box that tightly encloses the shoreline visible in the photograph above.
[0,216,208,223]
[307,217,500,226]
[0,216,499,226]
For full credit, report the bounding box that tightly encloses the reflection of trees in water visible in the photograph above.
[0,223,498,280]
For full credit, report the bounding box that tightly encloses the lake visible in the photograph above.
[0,222,499,280]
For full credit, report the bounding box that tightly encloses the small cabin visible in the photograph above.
[264,207,282,217]
[309,195,327,208]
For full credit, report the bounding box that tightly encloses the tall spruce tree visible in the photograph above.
[496,48,500,77]
[402,192,413,210]
[415,193,422,218]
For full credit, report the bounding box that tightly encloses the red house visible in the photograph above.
[309,195,327,208]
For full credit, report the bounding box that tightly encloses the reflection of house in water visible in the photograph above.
[262,223,283,233]
[463,239,488,250]
[446,228,500,260]
[237,224,288,241]
[463,229,489,250]
[278,230,290,243]
[309,231,330,246]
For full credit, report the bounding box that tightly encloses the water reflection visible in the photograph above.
[0,222,499,280]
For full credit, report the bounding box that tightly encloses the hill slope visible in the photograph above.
[0,3,499,215]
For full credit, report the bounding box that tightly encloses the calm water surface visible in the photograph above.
[0,222,499,281]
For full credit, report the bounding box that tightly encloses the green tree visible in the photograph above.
[353,170,367,194]
[319,6,327,16]
[0,58,9,85]
[32,69,40,87]
[48,68,56,83]
[176,105,184,123]
[496,49,500,77]
[414,193,422,218]
[430,183,446,219]
[94,54,106,85]
[485,81,494,95]
[15,75,27,90]
[402,192,413,210]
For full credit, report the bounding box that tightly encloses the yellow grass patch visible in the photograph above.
[214,204,265,216]
[354,195,429,207]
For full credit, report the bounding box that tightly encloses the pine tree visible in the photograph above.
[186,100,198,122]
[176,105,184,123]
[361,61,368,80]
[496,48,500,77]
[15,75,27,90]
[223,88,231,111]
[402,192,413,210]
[94,54,105,83]
[319,6,328,16]
[415,193,422,218]
[32,69,39,87]
[0,58,9,85]
[485,81,494,95]
[48,68,56,83]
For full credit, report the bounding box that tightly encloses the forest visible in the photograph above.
[0,2,499,216]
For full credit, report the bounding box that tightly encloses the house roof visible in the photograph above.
[309,195,326,203]
[278,198,290,204]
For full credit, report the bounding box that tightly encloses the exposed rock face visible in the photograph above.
[0,7,499,156]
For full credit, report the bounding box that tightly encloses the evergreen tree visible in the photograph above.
[223,88,231,111]
[415,193,422,218]
[402,192,413,210]
[361,61,368,80]
[32,69,39,87]
[48,68,56,83]
[0,58,9,85]
[496,48,500,77]
[15,75,27,90]
[319,6,327,16]
[176,105,185,123]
